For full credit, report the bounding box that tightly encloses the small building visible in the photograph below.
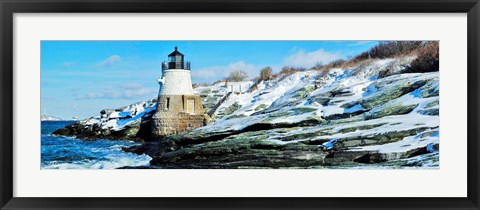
[151,47,210,137]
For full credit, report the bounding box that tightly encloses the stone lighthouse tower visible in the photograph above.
[151,47,209,138]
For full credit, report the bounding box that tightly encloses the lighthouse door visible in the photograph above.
[186,99,195,114]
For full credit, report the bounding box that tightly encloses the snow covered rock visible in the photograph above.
[53,100,157,141]
[126,57,439,169]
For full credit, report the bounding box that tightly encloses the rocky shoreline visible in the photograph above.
[121,112,439,169]
[52,118,151,142]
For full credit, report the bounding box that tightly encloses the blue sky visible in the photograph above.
[41,40,379,119]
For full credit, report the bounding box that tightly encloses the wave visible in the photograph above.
[41,121,152,169]
[41,154,152,169]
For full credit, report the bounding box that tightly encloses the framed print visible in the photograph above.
[1,0,479,209]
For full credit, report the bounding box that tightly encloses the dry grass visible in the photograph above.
[407,41,439,73]
[309,41,438,76]
[270,66,307,81]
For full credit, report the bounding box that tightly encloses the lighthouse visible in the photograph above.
[151,47,210,138]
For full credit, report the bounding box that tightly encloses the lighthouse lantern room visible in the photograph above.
[162,46,191,70]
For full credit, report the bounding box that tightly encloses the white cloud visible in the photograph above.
[75,83,156,100]
[226,61,257,78]
[96,55,121,67]
[283,49,342,68]
[191,61,258,82]
[190,66,223,79]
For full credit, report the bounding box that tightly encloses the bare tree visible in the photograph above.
[226,69,249,82]
[259,66,273,81]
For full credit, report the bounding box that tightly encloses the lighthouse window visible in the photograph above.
[165,98,170,110]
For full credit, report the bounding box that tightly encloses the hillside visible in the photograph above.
[126,55,438,168]
[53,48,439,168]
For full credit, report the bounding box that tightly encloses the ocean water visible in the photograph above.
[41,121,152,169]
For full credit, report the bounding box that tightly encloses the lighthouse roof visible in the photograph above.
[168,46,184,57]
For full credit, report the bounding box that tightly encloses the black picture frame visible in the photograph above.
[1,0,479,209]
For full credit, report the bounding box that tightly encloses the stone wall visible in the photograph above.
[157,95,184,112]
[152,94,210,138]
